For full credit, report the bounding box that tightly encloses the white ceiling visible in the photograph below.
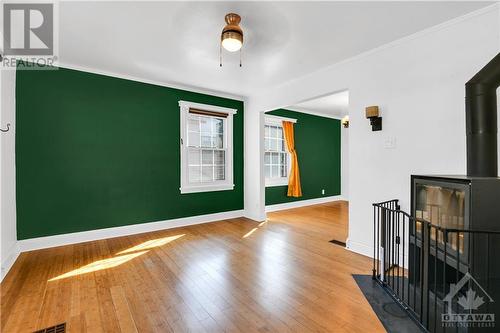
[288,90,349,119]
[58,1,492,98]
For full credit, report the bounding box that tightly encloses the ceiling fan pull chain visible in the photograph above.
[239,49,242,67]
[219,44,223,67]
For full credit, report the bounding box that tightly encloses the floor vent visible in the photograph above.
[34,323,66,333]
[329,239,346,247]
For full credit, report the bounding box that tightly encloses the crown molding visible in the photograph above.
[283,107,344,120]
[52,61,245,102]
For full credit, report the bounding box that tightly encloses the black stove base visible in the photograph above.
[353,274,422,333]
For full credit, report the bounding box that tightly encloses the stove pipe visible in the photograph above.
[466,52,500,177]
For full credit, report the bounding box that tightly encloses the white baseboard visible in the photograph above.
[346,238,373,258]
[243,210,267,222]
[18,209,244,252]
[1,242,21,282]
[346,238,409,269]
[265,195,345,213]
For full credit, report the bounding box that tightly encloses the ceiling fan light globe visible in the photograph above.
[222,38,242,52]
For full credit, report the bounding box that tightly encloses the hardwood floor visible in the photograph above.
[1,201,385,333]
[268,201,349,244]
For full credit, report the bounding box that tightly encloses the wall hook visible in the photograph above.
[1,123,11,133]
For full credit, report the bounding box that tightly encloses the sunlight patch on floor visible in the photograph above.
[48,234,186,281]
[243,228,258,238]
[117,234,185,254]
[243,220,270,238]
[49,251,148,281]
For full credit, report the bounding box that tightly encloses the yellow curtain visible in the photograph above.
[282,121,302,197]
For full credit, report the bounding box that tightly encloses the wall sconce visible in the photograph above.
[365,106,382,131]
[341,115,349,128]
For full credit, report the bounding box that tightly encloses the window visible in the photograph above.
[179,101,236,194]
[264,115,296,187]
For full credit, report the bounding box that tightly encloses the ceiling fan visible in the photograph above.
[220,13,243,67]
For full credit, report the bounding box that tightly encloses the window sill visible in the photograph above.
[180,184,235,194]
[265,179,289,188]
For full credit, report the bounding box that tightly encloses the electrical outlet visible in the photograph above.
[321,189,325,195]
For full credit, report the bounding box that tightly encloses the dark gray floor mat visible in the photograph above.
[353,274,422,333]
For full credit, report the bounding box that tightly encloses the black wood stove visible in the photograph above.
[410,175,500,302]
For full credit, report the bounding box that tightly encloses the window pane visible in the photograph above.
[215,166,225,180]
[264,152,271,165]
[202,150,213,165]
[271,165,279,178]
[271,152,279,164]
[188,131,200,147]
[280,139,286,152]
[188,117,199,132]
[188,149,200,165]
[214,134,223,149]
[265,125,270,138]
[201,135,212,148]
[277,127,284,139]
[265,138,270,151]
[202,166,213,182]
[280,165,287,178]
[215,151,225,165]
[265,165,271,178]
[280,152,286,165]
[200,117,211,133]
[214,119,223,134]
[270,126,277,138]
[189,166,201,183]
[269,138,277,152]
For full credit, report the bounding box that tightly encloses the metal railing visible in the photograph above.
[372,199,500,332]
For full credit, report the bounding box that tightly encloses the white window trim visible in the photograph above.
[266,175,290,187]
[264,115,297,187]
[265,114,297,126]
[179,100,237,194]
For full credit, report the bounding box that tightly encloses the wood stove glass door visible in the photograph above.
[413,179,469,259]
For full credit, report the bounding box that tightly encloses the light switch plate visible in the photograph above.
[384,137,397,149]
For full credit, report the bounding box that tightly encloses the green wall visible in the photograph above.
[16,66,244,239]
[265,109,341,205]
